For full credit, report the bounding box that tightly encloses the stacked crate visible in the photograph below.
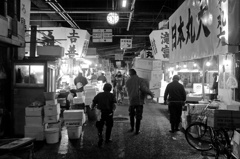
[63,110,86,139]
[44,99,61,139]
[134,58,162,98]
[72,92,85,110]
[24,106,45,141]
[84,88,97,106]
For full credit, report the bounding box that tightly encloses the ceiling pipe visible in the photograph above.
[47,1,76,28]
[49,1,78,28]
[46,0,80,29]
[30,10,131,14]
[127,0,136,31]
[53,0,80,28]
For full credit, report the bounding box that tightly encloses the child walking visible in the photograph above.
[91,83,117,147]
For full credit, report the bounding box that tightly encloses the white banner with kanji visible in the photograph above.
[37,27,90,58]
[149,29,169,61]
[169,0,232,63]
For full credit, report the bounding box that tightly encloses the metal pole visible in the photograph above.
[30,26,37,58]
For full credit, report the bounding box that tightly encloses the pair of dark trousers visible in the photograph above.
[96,111,113,141]
[168,102,182,129]
[129,105,143,132]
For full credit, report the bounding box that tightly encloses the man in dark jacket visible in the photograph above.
[74,72,88,92]
[91,83,117,147]
[164,75,186,133]
[125,69,154,135]
[97,72,107,83]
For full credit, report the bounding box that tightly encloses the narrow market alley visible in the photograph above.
[33,100,205,159]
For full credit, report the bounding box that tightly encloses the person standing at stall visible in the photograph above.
[74,71,88,92]
[164,75,186,133]
[97,72,107,83]
[91,83,117,147]
[125,69,154,135]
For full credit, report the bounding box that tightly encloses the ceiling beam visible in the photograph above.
[30,10,131,14]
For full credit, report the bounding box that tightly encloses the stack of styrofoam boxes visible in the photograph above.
[24,106,45,141]
[44,99,61,139]
[84,88,97,106]
[72,92,85,110]
[63,110,86,139]
[134,58,162,99]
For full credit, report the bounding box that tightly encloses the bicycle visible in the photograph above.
[184,100,236,159]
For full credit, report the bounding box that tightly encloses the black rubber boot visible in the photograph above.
[130,116,135,132]
[175,123,180,131]
[169,124,175,133]
[98,132,103,147]
[135,119,141,135]
[105,127,112,143]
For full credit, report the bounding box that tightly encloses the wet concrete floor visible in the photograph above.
[33,100,217,159]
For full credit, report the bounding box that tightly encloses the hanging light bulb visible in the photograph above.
[206,61,211,67]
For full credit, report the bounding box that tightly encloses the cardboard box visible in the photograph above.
[73,97,84,104]
[135,68,163,81]
[46,99,58,105]
[135,58,162,70]
[25,116,43,126]
[44,103,60,116]
[63,110,84,120]
[25,107,43,117]
[44,114,60,123]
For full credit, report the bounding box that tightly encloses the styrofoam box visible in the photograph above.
[63,110,84,120]
[46,99,58,105]
[226,105,240,111]
[84,98,93,106]
[135,58,162,70]
[135,68,163,81]
[25,107,43,117]
[44,103,60,116]
[67,126,82,139]
[25,132,45,141]
[65,118,85,127]
[44,114,60,123]
[73,97,84,104]
[148,80,161,89]
[25,116,43,126]
[85,91,97,98]
[37,46,64,57]
[25,125,44,133]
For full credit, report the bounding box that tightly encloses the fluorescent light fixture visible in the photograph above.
[122,0,127,7]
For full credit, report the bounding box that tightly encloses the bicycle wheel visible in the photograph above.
[185,122,213,151]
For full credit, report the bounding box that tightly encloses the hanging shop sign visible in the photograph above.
[120,39,132,49]
[168,0,236,63]
[37,27,90,58]
[115,54,123,61]
[92,29,112,42]
[149,29,169,61]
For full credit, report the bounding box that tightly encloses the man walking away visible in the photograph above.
[125,69,154,135]
[91,83,117,147]
[164,75,186,133]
